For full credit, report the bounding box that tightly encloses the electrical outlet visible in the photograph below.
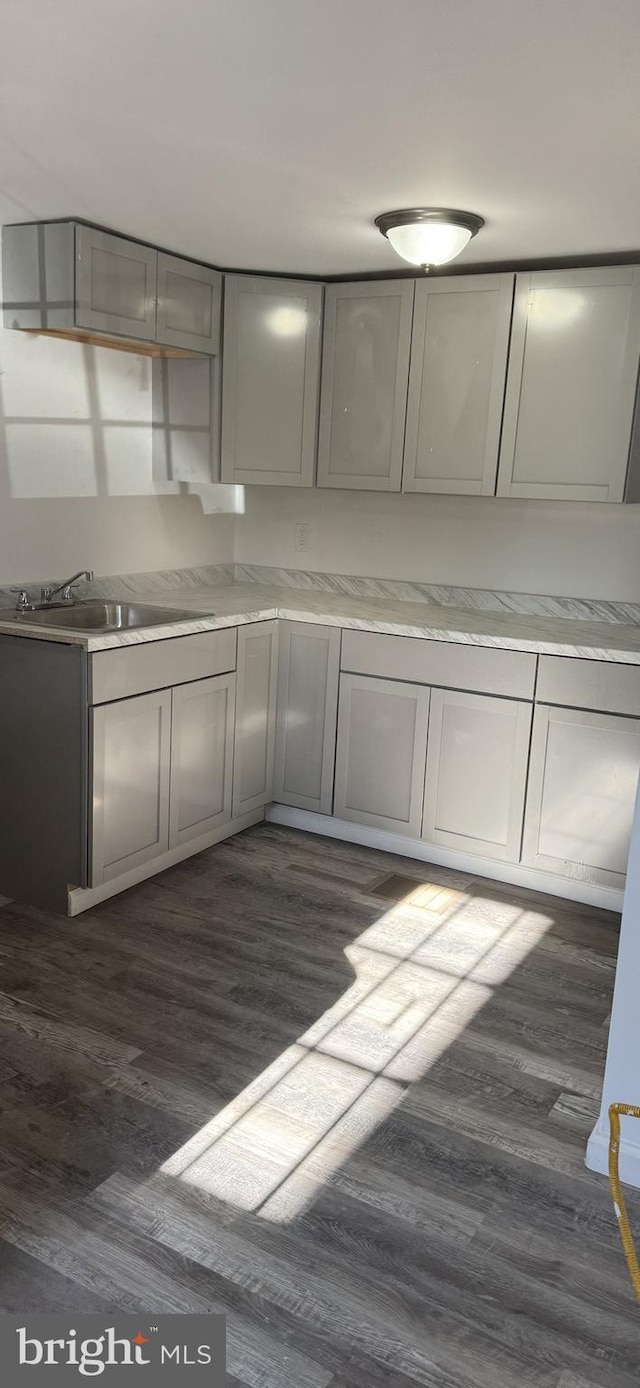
[294,523,311,552]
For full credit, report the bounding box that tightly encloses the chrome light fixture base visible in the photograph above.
[375,207,484,271]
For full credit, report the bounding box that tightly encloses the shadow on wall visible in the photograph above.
[0,327,242,515]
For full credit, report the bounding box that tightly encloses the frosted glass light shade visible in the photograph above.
[385,221,472,267]
[375,208,484,269]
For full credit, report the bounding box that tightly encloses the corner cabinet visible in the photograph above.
[274,621,340,814]
[221,274,323,486]
[317,280,414,491]
[497,266,640,502]
[402,273,514,495]
[233,621,279,816]
[334,673,430,836]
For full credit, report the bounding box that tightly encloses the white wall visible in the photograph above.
[587,776,640,1185]
[234,487,640,601]
[0,315,235,586]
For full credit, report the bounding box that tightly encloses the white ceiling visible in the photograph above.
[1,0,639,276]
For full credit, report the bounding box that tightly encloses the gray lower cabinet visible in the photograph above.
[317,280,414,491]
[91,688,172,885]
[233,622,278,816]
[522,704,640,889]
[76,225,158,341]
[221,274,323,486]
[334,673,430,836]
[170,673,235,848]
[422,688,532,862]
[403,273,514,495]
[156,252,222,354]
[273,621,341,814]
[497,266,640,502]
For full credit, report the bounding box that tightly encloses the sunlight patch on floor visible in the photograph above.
[160,879,554,1222]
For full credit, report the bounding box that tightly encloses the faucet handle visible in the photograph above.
[10,588,32,610]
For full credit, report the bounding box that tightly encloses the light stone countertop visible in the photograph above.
[2,580,640,663]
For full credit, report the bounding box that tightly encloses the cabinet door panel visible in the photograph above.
[170,674,235,847]
[403,274,513,495]
[91,689,171,885]
[497,267,640,501]
[156,253,221,353]
[76,226,157,339]
[422,689,532,862]
[274,622,340,813]
[317,280,414,491]
[334,673,429,836]
[221,275,322,486]
[233,622,278,816]
[522,705,640,888]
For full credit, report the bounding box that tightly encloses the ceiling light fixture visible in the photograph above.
[375,207,484,271]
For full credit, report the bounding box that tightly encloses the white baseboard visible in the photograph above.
[68,808,264,916]
[586,1120,640,1189]
[265,804,625,912]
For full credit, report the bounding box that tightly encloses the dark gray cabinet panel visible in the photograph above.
[0,637,88,911]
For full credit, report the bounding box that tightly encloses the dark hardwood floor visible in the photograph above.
[0,823,638,1386]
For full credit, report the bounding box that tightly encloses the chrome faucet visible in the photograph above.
[42,569,94,604]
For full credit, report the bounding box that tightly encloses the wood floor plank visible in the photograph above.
[0,823,634,1388]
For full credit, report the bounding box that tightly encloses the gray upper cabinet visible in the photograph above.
[156,252,221,354]
[317,280,414,491]
[221,274,323,486]
[76,225,157,340]
[403,273,514,495]
[2,221,221,354]
[497,266,640,502]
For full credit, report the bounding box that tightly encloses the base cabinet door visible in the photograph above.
[522,704,640,889]
[91,689,171,885]
[274,622,341,814]
[334,673,430,836]
[422,688,532,862]
[233,622,278,816]
[170,673,235,848]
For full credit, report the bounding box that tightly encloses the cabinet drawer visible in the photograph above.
[91,628,237,704]
[537,656,640,717]
[340,630,536,699]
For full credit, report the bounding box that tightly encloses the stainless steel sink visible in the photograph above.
[5,601,206,633]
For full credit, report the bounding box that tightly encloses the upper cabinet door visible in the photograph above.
[221,275,322,486]
[317,280,414,491]
[76,226,157,340]
[403,273,514,495]
[497,267,640,502]
[156,252,221,354]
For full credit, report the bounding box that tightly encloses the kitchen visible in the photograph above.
[1,1,640,1383]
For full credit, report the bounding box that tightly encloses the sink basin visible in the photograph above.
[6,601,207,633]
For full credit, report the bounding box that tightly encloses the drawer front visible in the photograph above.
[537,656,640,718]
[340,630,536,699]
[91,627,237,704]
